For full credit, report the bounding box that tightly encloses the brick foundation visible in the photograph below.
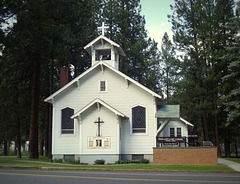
[153,147,217,165]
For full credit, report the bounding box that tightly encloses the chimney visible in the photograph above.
[60,67,68,88]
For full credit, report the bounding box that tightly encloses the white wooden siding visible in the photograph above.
[162,120,188,137]
[53,65,158,155]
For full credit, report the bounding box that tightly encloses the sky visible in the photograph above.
[140,0,175,50]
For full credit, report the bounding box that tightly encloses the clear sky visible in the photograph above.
[140,0,175,50]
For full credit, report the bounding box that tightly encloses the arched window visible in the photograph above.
[132,106,146,133]
[61,107,74,134]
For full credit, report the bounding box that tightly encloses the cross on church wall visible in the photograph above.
[97,22,109,36]
[94,117,104,137]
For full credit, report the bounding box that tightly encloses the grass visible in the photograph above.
[0,156,236,172]
[225,158,240,164]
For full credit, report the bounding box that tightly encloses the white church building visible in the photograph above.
[45,23,193,164]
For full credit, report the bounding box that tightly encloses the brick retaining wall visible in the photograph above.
[153,147,217,165]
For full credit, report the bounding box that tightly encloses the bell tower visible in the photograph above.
[84,22,125,70]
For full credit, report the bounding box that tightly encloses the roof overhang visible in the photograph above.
[44,61,162,103]
[84,35,125,56]
[71,98,128,119]
[180,117,194,127]
[155,117,193,137]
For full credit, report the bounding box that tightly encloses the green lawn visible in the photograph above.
[225,158,240,164]
[0,156,236,172]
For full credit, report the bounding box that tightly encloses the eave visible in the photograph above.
[71,98,128,119]
[44,61,162,103]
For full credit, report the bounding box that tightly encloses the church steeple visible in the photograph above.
[84,22,125,70]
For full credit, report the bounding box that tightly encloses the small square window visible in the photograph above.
[100,81,106,92]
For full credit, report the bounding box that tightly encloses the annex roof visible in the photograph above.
[155,105,180,118]
[71,98,128,119]
[155,105,193,135]
[84,35,125,56]
[44,61,162,103]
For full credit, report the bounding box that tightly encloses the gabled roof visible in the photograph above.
[44,61,162,103]
[71,98,128,119]
[156,105,180,118]
[155,105,193,127]
[84,35,125,56]
[155,117,193,137]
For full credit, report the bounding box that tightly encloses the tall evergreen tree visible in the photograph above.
[0,0,98,158]
[222,0,240,156]
[160,32,180,99]
[169,0,235,155]
[102,0,161,92]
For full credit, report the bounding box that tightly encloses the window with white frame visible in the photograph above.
[170,128,175,137]
[61,107,74,134]
[132,106,146,133]
[99,81,107,92]
[177,127,182,137]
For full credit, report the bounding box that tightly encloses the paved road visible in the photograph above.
[0,170,239,184]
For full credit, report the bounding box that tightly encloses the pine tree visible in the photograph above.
[169,0,235,155]
[0,0,99,158]
[160,32,180,99]
[102,0,161,92]
[223,1,240,124]
[222,0,240,156]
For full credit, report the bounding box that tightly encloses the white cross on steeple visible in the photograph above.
[97,22,109,36]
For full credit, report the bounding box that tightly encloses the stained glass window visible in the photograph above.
[132,106,146,133]
[61,107,74,134]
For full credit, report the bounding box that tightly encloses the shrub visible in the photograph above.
[94,159,105,165]
[53,158,63,163]
[138,159,149,164]
[115,159,131,164]
[64,158,80,164]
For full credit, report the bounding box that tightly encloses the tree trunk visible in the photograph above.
[28,57,41,159]
[224,139,231,157]
[3,141,8,156]
[14,142,17,156]
[224,128,231,157]
[47,60,53,158]
[16,89,22,158]
[44,105,49,157]
[202,111,210,141]
[39,139,44,156]
[235,140,238,158]
[214,111,221,157]
[17,118,22,158]
[48,104,52,158]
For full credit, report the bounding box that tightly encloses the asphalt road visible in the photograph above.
[0,170,239,184]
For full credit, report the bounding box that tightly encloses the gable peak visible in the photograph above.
[84,22,125,70]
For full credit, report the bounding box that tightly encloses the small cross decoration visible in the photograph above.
[94,117,104,137]
[97,22,109,36]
